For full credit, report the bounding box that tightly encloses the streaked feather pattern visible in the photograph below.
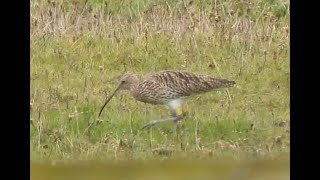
[129,70,236,104]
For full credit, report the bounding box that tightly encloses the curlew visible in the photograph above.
[98,70,237,130]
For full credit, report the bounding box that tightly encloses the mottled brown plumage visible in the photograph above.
[98,70,237,130]
[127,70,235,104]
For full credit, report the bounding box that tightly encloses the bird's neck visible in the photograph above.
[129,77,140,92]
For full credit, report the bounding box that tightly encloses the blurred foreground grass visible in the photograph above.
[31,159,289,180]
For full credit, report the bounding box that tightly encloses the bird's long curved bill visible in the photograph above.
[98,84,122,117]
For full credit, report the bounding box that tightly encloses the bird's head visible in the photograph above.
[98,72,140,117]
[118,73,140,90]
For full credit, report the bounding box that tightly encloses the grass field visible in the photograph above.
[30,0,289,176]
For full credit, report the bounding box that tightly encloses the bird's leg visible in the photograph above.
[171,107,183,118]
[141,107,185,130]
[171,107,184,134]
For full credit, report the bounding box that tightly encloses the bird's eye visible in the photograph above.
[121,80,125,83]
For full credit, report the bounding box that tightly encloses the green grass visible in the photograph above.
[31,0,290,163]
